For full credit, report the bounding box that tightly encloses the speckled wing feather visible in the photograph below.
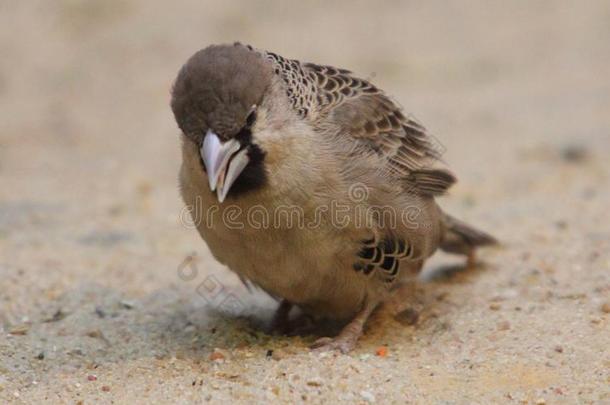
[262,48,456,196]
[353,235,416,285]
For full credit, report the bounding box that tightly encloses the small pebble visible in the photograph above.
[535,398,546,405]
[560,144,589,163]
[209,348,226,362]
[489,303,501,311]
[36,352,45,360]
[68,348,85,356]
[554,345,564,353]
[497,321,511,331]
[436,292,449,301]
[555,220,568,229]
[9,324,29,335]
[101,385,111,392]
[601,302,610,314]
[119,300,136,310]
[395,308,419,326]
[87,375,97,381]
[360,390,376,403]
[307,378,323,387]
[45,309,66,323]
[86,329,102,338]
[271,349,286,361]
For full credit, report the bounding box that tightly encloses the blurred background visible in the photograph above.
[1,1,609,403]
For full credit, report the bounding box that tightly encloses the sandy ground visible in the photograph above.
[1,1,609,403]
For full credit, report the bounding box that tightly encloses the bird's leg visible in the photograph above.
[466,250,477,268]
[269,299,293,334]
[310,300,378,353]
[388,279,420,315]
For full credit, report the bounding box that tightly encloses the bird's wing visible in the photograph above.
[263,49,455,196]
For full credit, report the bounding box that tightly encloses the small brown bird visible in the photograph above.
[171,43,496,353]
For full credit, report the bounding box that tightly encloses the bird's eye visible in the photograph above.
[245,107,257,128]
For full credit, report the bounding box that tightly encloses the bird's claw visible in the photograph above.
[310,336,357,354]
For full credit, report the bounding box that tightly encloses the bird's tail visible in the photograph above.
[439,213,498,256]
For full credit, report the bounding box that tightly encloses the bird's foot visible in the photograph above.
[309,300,378,354]
[310,334,359,354]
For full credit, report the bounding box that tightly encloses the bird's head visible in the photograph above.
[171,43,272,202]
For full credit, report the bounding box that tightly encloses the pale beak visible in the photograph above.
[200,129,250,203]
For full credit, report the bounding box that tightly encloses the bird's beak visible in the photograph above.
[200,129,250,203]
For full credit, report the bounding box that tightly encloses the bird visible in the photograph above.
[171,43,497,353]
